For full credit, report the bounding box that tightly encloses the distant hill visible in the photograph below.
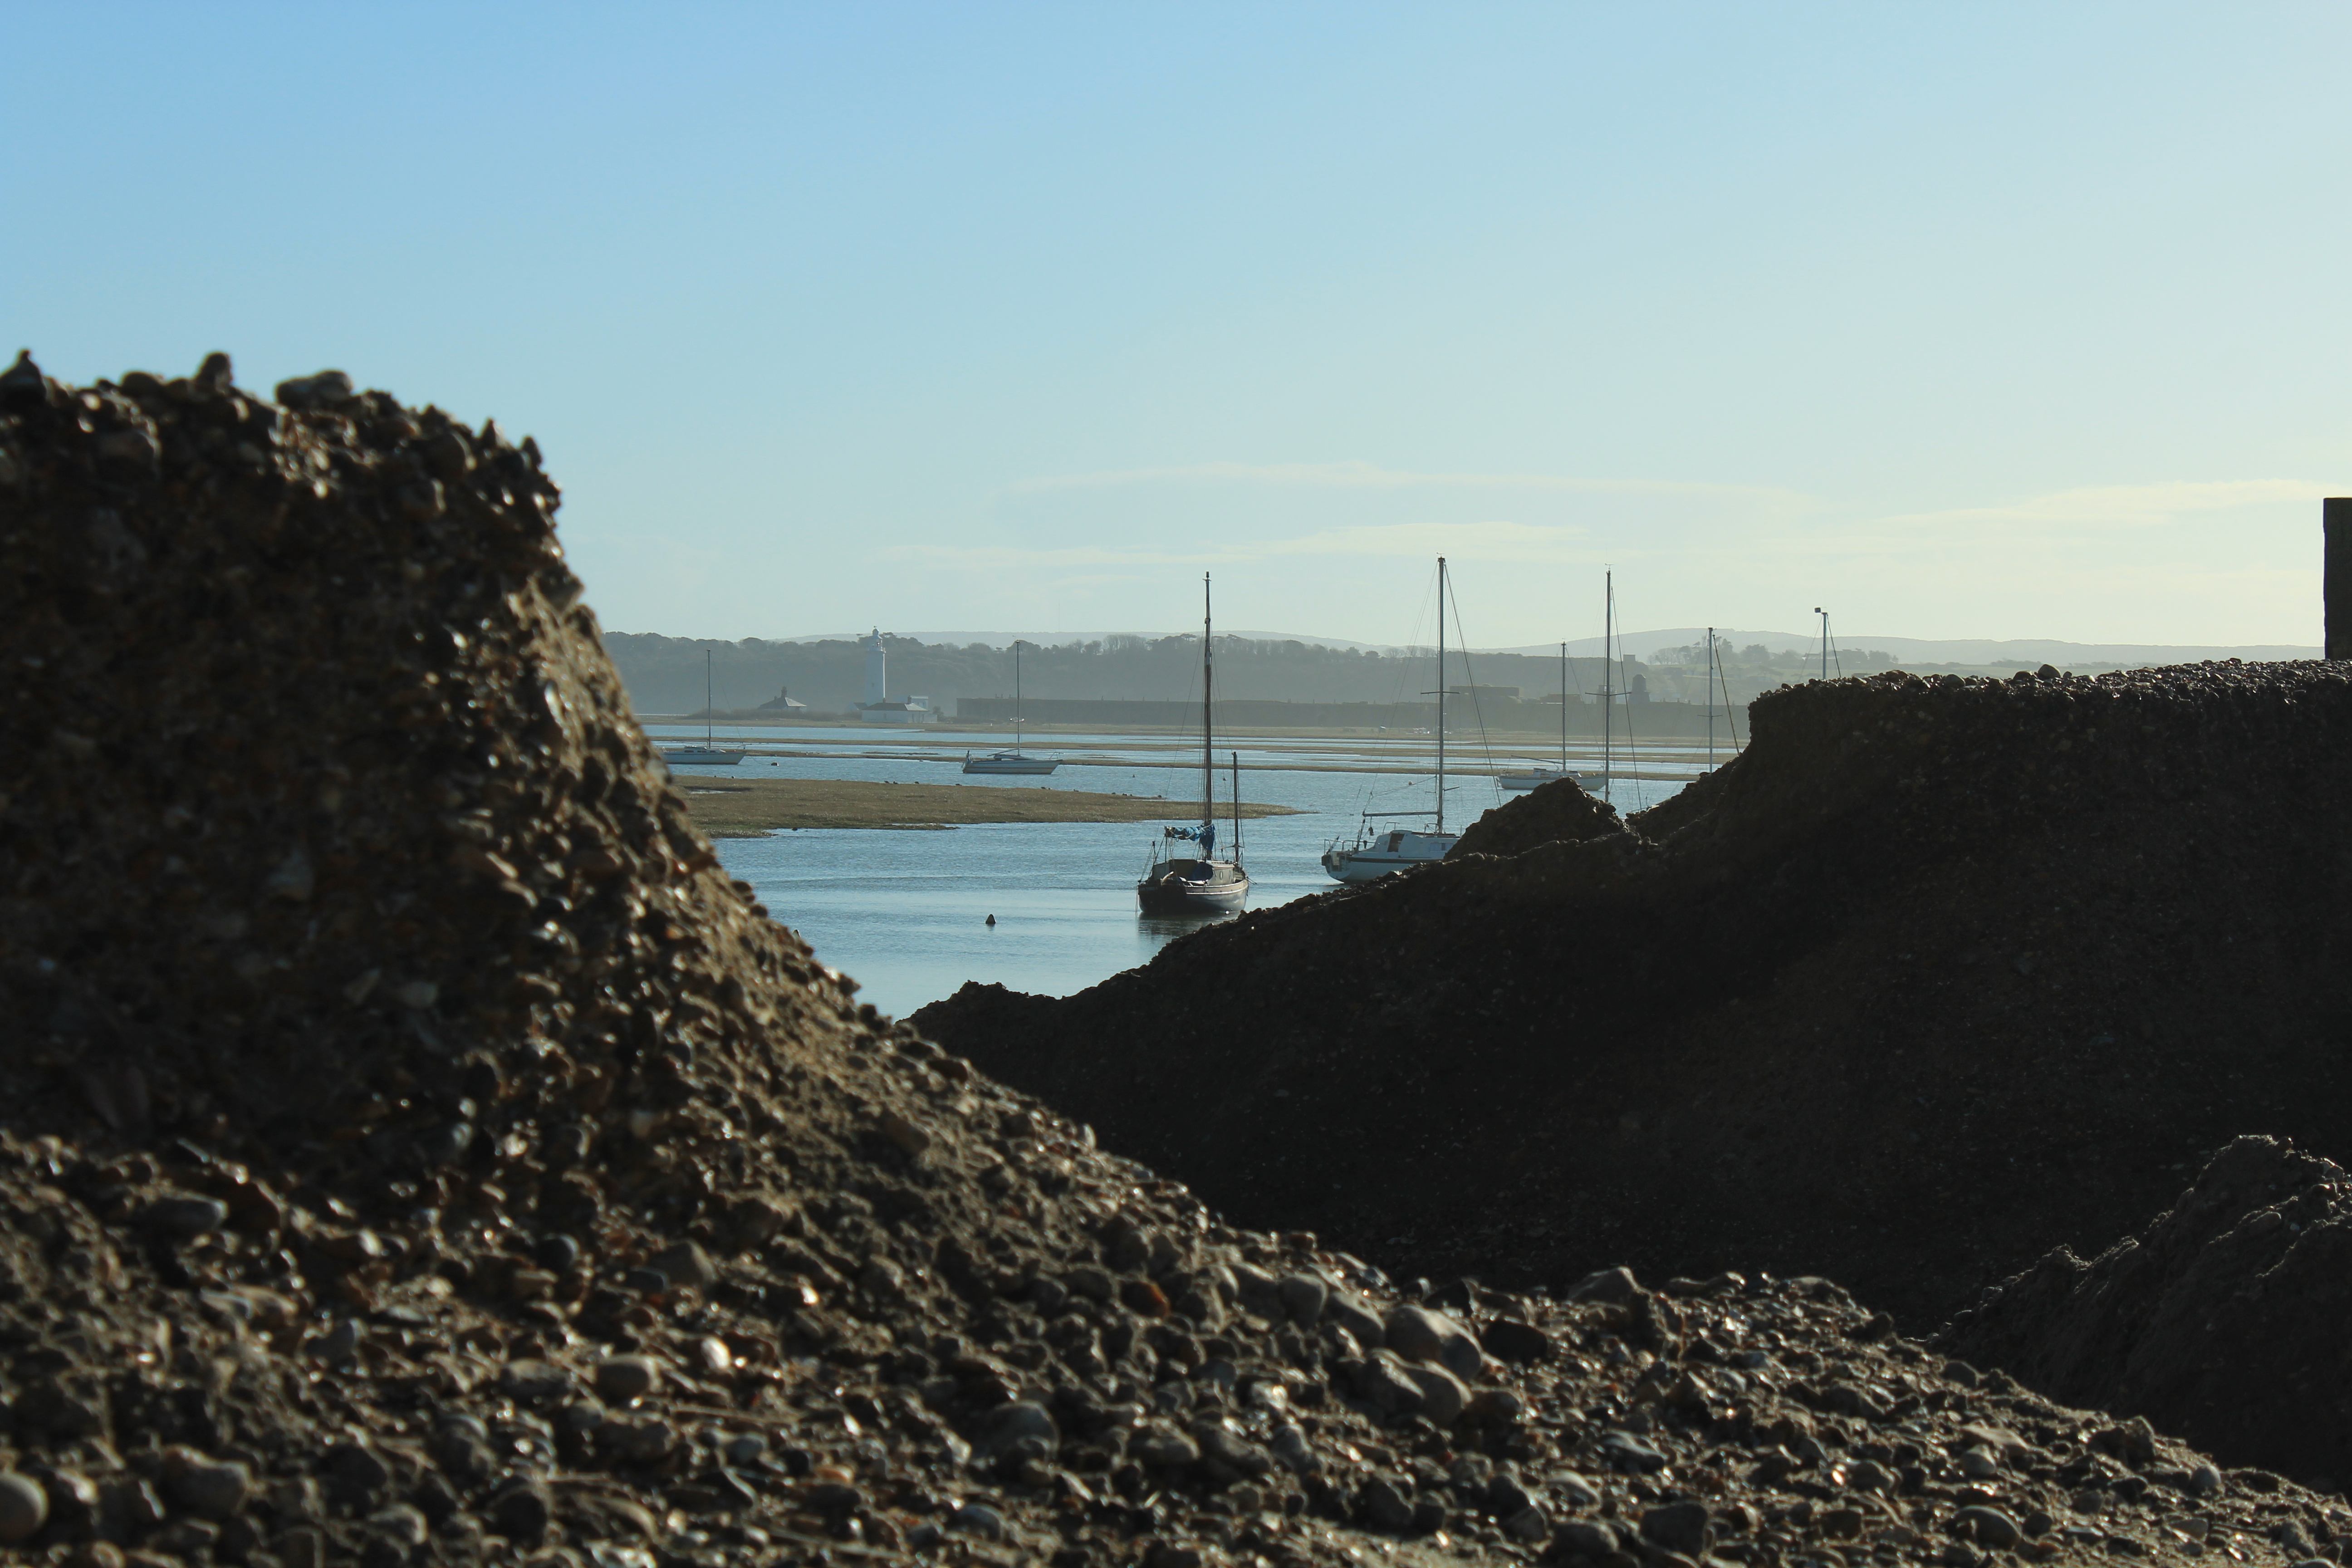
[604,627,2320,718]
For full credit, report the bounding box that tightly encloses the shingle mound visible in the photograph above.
[3,350,2344,1568]
[915,661,2352,1329]
[1446,779,1625,861]
[1942,1135,2352,1490]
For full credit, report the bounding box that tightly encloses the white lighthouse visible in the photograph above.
[854,628,932,724]
[861,627,887,706]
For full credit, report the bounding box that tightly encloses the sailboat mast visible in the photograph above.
[1601,572,1613,803]
[1436,557,1446,836]
[1014,641,1021,747]
[705,648,714,746]
[1706,626,1716,769]
[1232,750,1242,865]
[1559,640,1567,771]
[1201,573,1214,840]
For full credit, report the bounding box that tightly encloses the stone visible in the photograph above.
[595,1354,662,1404]
[1483,1317,1553,1363]
[1385,1303,1483,1380]
[0,1472,47,1544]
[139,1193,229,1240]
[488,1478,554,1542]
[1132,1426,1200,1467]
[1643,1500,1712,1555]
[1549,1471,1602,1508]
[534,1233,581,1273]
[1065,1266,1114,1302]
[274,371,355,409]
[1191,1421,1272,1476]
[161,1451,251,1519]
[1958,1448,2000,1480]
[721,1433,766,1467]
[1556,1519,1622,1557]
[500,1359,573,1401]
[1324,1290,1386,1350]
[1486,1473,1534,1518]
[1231,1263,1282,1318]
[1352,1350,1428,1416]
[1504,1504,1550,1542]
[1567,1266,1642,1304]
[1360,1478,1415,1533]
[648,1241,715,1289]
[1951,1506,2023,1550]
[948,1502,1006,1539]
[1270,1423,1318,1475]
[2188,1464,2224,1498]
[981,1401,1060,1460]
[1399,1360,1470,1426]
[1275,1273,1328,1326]
[1600,1430,1669,1474]
[367,1504,431,1548]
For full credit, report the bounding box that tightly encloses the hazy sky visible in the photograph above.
[8,3,2347,647]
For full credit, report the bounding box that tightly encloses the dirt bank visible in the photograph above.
[23,352,2344,1567]
[915,660,2352,1331]
[677,775,1294,837]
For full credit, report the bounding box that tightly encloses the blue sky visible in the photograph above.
[7,3,2346,647]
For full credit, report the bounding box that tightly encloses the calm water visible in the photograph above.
[658,725,1697,1019]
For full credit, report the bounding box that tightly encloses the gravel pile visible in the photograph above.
[915,659,2352,1327]
[4,351,2344,1568]
[1445,782,1623,862]
[1940,1136,2352,1492]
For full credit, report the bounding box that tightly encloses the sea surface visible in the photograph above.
[656,724,1702,1019]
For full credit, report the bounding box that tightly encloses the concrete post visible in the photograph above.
[2332,500,2352,659]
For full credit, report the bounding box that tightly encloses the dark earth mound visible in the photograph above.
[914,660,2352,1330]
[20,352,2342,1567]
[1446,780,1623,861]
[1941,1135,2352,1491]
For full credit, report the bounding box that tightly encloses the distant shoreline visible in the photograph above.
[676,774,1300,836]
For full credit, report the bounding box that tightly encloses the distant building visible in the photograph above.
[853,628,934,723]
[757,685,807,711]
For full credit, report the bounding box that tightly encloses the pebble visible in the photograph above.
[161,1451,251,1519]
[595,1354,662,1404]
[0,1471,47,1544]
[499,1359,574,1401]
[1387,1303,1484,1382]
[139,1194,229,1240]
[1643,1499,1713,1554]
[1360,1477,1414,1532]
[1952,1505,2024,1549]
[948,1502,1006,1539]
[1398,1359,1470,1425]
[1483,1316,1553,1363]
[650,1240,716,1289]
[1275,1272,1327,1325]
[488,1478,554,1541]
[1132,1426,1202,1467]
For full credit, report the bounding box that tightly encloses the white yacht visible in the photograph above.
[962,640,1058,774]
[1322,556,1464,881]
[1321,826,1455,882]
[662,651,747,766]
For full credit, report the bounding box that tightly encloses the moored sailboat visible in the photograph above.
[1137,576,1249,916]
[1322,556,1464,882]
[663,650,747,765]
[963,640,1058,774]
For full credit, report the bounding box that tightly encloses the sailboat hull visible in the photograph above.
[962,752,1058,774]
[1320,829,1456,882]
[1136,860,1249,914]
[1498,767,1601,793]
[664,747,745,765]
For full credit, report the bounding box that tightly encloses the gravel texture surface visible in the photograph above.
[916,658,2352,1328]
[3,350,2347,1568]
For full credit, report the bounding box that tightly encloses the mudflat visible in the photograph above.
[676,772,1300,834]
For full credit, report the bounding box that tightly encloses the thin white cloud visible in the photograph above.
[886,519,1620,571]
[1000,459,1810,510]
[1873,479,2323,530]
